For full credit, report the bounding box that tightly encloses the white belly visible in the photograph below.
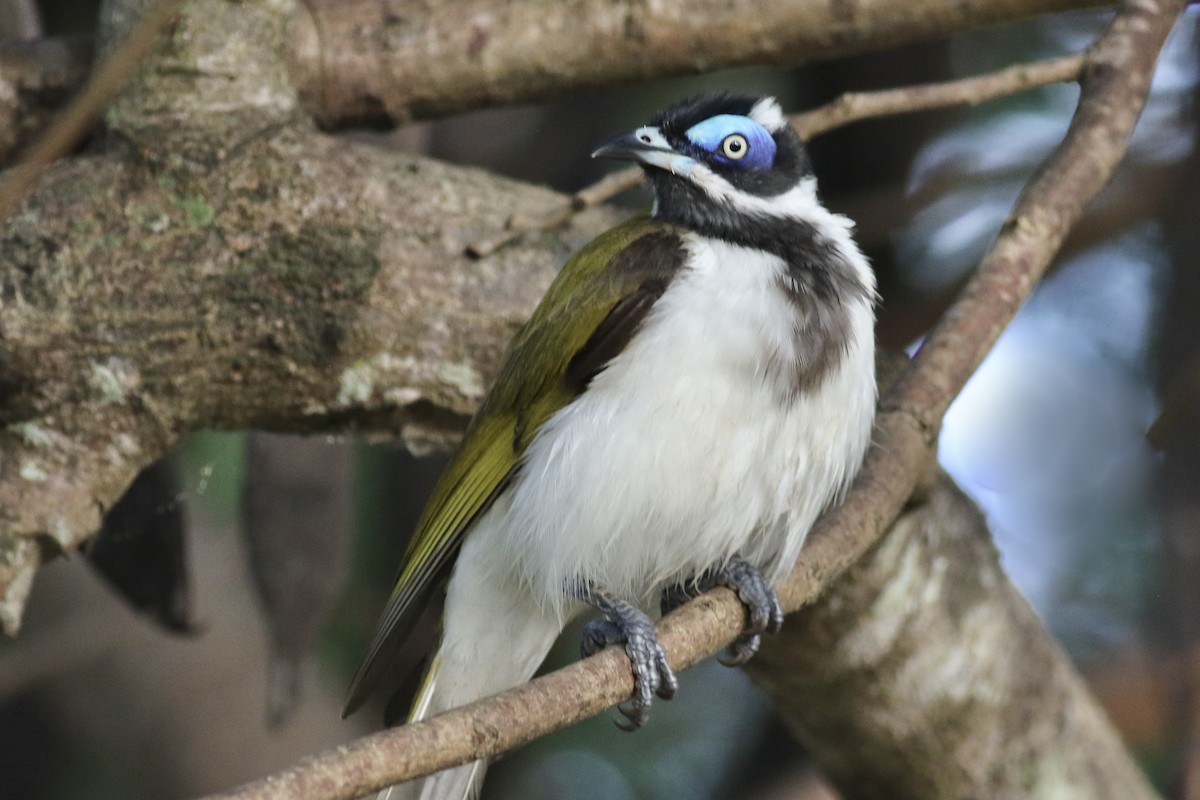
[487,234,876,619]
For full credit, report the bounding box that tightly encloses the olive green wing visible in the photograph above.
[342,214,686,715]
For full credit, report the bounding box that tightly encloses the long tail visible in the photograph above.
[376,652,487,800]
[376,544,565,800]
[377,763,484,800]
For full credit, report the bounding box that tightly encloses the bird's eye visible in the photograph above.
[720,134,749,160]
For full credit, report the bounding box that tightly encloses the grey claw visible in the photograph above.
[727,561,782,635]
[616,701,644,731]
[719,632,761,666]
[581,618,622,659]
[616,632,676,730]
[613,612,676,730]
[575,587,677,731]
[711,557,783,665]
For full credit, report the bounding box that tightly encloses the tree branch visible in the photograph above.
[0,35,94,166]
[0,0,185,220]
[883,0,1175,429]
[0,0,1179,793]
[750,472,1160,800]
[791,51,1086,140]
[188,0,1183,797]
[291,0,1107,127]
[0,0,1103,169]
[0,128,624,632]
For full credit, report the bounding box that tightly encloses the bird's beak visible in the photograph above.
[592,126,695,175]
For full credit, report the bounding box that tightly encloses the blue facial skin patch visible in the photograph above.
[684,115,776,170]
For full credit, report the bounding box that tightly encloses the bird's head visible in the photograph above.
[593,92,814,240]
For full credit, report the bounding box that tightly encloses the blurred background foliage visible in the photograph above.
[2,1,1199,798]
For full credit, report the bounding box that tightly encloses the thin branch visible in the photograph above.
[0,0,183,221]
[198,0,1185,797]
[791,52,1086,139]
[467,52,1088,258]
[0,35,95,165]
[882,6,1176,429]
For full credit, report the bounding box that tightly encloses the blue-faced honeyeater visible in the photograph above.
[343,92,877,800]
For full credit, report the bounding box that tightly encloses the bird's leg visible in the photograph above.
[659,580,699,617]
[659,556,784,667]
[575,584,677,731]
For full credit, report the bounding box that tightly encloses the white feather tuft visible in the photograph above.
[749,96,788,132]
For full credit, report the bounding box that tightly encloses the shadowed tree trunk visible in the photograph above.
[1153,24,1200,796]
[749,473,1155,800]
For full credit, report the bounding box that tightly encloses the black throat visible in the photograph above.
[648,170,873,395]
[647,170,871,307]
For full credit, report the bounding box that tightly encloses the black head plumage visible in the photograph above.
[648,91,812,198]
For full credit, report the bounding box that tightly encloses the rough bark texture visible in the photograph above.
[748,474,1157,800]
[0,0,627,633]
[0,125,625,633]
[291,0,1107,127]
[1,0,1109,144]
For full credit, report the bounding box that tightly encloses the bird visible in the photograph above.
[342,91,878,800]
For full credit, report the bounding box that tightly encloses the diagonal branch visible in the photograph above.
[0,35,95,166]
[791,51,1086,140]
[197,0,1185,797]
[0,0,185,220]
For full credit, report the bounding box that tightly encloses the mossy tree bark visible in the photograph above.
[0,0,626,632]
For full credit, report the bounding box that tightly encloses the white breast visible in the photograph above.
[487,230,876,620]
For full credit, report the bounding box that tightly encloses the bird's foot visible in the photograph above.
[577,588,677,731]
[711,556,783,666]
[660,557,783,666]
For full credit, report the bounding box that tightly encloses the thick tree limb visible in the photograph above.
[1,0,1108,147]
[184,0,1180,797]
[0,0,595,634]
[0,126,623,633]
[291,0,1108,127]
